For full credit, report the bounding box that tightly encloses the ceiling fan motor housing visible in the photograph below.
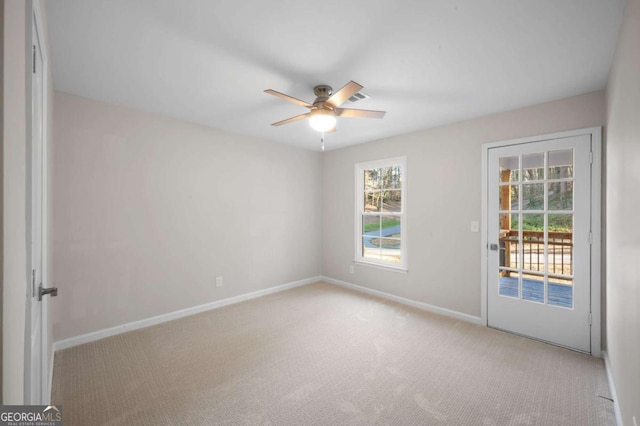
[313,85,333,104]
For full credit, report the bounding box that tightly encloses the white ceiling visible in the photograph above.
[46,0,625,151]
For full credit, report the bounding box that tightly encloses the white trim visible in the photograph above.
[480,127,602,356]
[353,260,408,273]
[481,127,603,149]
[322,276,483,325]
[589,128,602,357]
[602,351,623,426]
[25,0,35,404]
[53,276,321,351]
[481,139,489,325]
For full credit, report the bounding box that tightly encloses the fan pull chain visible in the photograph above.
[321,133,325,152]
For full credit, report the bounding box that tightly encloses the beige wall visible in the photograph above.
[52,92,323,341]
[606,0,640,422]
[3,0,27,404]
[322,91,605,318]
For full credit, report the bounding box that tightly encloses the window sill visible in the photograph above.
[354,260,408,274]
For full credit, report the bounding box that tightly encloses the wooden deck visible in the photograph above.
[499,276,573,308]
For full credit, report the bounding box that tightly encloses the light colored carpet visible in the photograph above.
[52,282,615,425]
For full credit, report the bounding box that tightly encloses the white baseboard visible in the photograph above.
[53,276,321,352]
[602,350,623,426]
[321,276,484,325]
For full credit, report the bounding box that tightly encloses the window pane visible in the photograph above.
[521,215,544,273]
[381,216,401,240]
[522,273,545,304]
[517,213,543,231]
[522,153,544,181]
[499,271,519,299]
[499,214,519,269]
[364,169,381,190]
[382,190,401,212]
[499,155,519,182]
[378,238,401,263]
[548,228,573,276]
[548,278,573,309]
[548,149,573,179]
[362,215,380,234]
[364,191,380,212]
[362,236,379,260]
[522,183,544,210]
[548,213,572,232]
[498,212,516,232]
[499,185,518,211]
[380,166,402,189]
[548,181,573,210]
[548,214,572,276]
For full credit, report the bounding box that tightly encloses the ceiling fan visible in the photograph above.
[264,81,386,133]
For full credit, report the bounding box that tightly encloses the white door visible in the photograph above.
[26,9,53,404]
[487,134,593,352]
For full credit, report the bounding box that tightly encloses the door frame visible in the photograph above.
[24,0,51,403]
[480,127,602,356]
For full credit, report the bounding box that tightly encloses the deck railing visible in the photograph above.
[499,230,572,277]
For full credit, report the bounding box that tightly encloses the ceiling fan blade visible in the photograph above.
[264,89,313,108]
[336,108,386,119]
[326,81,363,108]
[325,126,336,133]
[271,113,310,126]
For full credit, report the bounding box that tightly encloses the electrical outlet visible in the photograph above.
[215,277,223,287]
[349,265,355,274]
[470,221,480,233]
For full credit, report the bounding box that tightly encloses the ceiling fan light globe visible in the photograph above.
[309,109,337,132]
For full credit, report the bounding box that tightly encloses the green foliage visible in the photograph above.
[510,214,572,232]
[364,219,400,232]
[506,181,573,231]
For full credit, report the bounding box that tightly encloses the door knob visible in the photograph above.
[38,284,58,301]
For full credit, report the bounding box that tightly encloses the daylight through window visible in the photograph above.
[356,157,407,269]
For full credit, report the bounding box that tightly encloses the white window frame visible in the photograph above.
[355,156,407,271]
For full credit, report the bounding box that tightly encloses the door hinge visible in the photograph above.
[32,45,36,74]
[589,232,593,244]
[588,312,593,326]
[32,269,36,297]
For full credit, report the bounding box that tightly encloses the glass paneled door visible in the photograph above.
[487,135,593,352]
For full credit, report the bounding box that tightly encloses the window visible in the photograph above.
[355,157,407,270]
